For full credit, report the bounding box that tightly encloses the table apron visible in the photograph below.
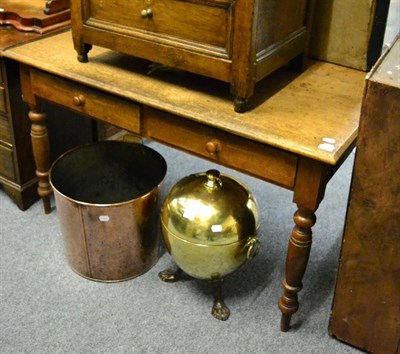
[30,69,141,134]
[29,69,298,190]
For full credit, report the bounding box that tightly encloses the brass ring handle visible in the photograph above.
[245,237,260,260]
[205,140,220,155]
[141,8,153,18]
[72,94,86,107]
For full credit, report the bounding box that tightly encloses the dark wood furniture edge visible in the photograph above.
[45,0,70,15]
[0,176,38,210]
[328,35,400,353]
[0,12,70,34]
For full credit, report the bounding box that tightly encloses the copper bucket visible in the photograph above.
[49,141,167,282]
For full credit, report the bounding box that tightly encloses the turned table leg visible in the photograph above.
[278,207,316,331]
[29,106,52,214]
[278,156,329,331]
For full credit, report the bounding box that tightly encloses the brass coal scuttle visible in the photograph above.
[159,169,260,320]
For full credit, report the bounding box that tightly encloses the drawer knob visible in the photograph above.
[141,8,153,19]
[72,94,86,107]
[205,140,220,155]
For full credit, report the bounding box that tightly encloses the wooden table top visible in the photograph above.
[3,30,367,165]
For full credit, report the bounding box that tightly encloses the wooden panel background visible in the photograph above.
[310,0,391,71]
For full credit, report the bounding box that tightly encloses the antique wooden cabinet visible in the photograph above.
[70,0,311,112]
[329,35,400,354]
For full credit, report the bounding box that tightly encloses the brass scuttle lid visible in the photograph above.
[161,170,259,246]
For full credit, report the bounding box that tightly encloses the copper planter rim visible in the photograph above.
[49,140,167,206]
[50,182,163,208]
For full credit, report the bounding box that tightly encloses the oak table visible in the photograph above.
[3,30,366,331]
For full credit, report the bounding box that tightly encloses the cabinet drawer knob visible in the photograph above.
[141,8,153,19]
[205,140,220,155]
[72,94,86,107]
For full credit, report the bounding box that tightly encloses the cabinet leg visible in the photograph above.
[29,107,52,214]
[233,96,249,113]
[278,206,316,331]
[288,52,307,73]
[76,43,93,63]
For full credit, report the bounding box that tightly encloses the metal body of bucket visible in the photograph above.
[50,141,167,282]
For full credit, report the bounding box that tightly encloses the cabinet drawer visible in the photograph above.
[31,70,141,134]
[0,86,7,113]
[85,0,232,52]
[0,144,15,181]
[143,108,297,188]
[0,113,12,144]
[0,60,4,83]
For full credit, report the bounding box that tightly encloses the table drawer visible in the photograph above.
[143,108,297,188]
[0,86,7,113]
[85,0,232,51]
[31,70,141,134]
[0,144,15,181]
[0,60,4,83]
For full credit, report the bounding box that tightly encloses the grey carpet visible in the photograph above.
[0,140,361,354]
